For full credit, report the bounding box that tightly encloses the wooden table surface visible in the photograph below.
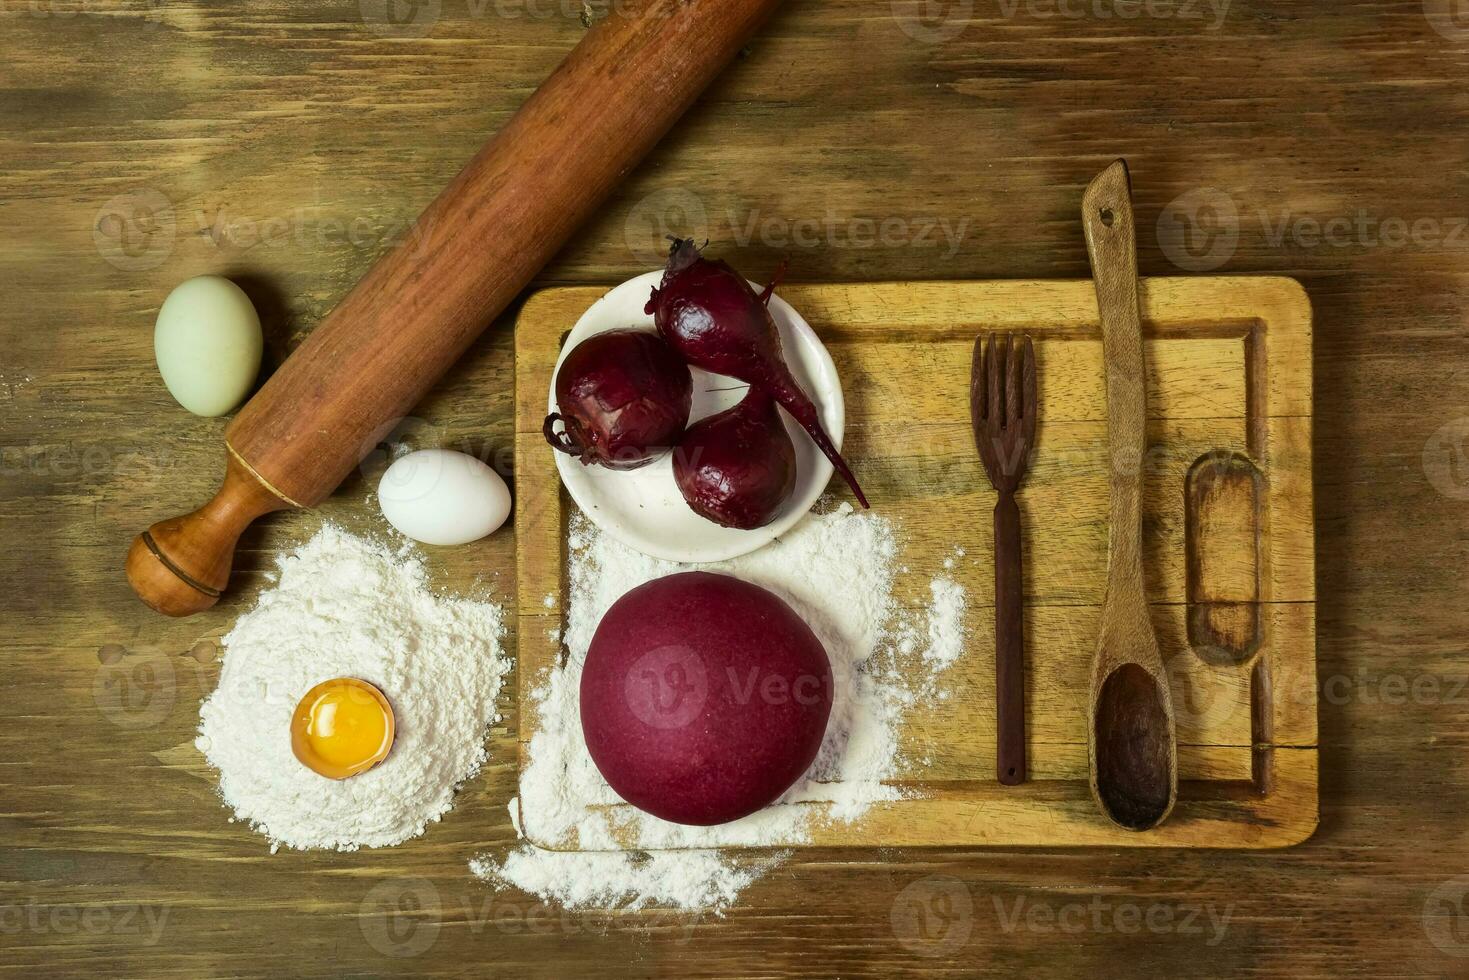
[3,0,1467,976]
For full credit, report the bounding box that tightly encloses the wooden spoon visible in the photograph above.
[1081,160,1178,831]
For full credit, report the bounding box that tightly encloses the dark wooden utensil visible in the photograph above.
[971,332,1037,785]
[1081,159,1179,831]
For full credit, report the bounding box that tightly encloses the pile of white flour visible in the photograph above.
[196,525,508,852]
[472,503,966,911]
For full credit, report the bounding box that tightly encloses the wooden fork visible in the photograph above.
[971,333,1038,785]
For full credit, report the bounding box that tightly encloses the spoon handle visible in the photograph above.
[1082,163,1147,590]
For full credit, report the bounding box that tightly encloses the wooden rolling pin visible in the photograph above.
[127,0,788,616]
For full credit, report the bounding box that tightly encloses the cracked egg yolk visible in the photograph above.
[290,677,395,780]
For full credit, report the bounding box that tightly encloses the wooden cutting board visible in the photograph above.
[513,277,1315,848]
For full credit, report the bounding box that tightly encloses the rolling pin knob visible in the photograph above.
[125,451,292,616]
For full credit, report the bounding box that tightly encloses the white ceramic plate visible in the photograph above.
[549,270,843,563]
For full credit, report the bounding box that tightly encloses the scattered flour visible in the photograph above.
[924,577,967,670]
[469,847,776,912]
[196,525,509,852]
[473,503,966,911]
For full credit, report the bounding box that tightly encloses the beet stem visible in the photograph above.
[665,237,705,276]
[758,259,788,308]
[766,378,869,509]
[751,261,864,505]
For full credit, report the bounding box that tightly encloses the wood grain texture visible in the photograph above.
[514,277,1314,848]
[3,0,1468,974]
[127,0,788,615]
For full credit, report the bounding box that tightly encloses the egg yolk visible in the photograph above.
[291,678,395,780]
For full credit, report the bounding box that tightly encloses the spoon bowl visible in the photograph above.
[1094,663,1176,830]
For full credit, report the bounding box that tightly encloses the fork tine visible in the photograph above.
[1005,332,1023,429]
[971,334,987,422]
[1021,334,1038,444]
[987,333,1003,428]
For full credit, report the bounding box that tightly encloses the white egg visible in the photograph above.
[154,275,263,417]
[378,449,511,546]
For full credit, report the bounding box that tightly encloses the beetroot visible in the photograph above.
[674,386,796,530]
[579,571,833,826]
[544,329,693,470]
[646,239,869,508]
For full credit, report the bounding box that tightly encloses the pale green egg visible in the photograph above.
[154,275,263,417]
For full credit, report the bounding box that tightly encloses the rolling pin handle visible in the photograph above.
[125,451,291,616]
